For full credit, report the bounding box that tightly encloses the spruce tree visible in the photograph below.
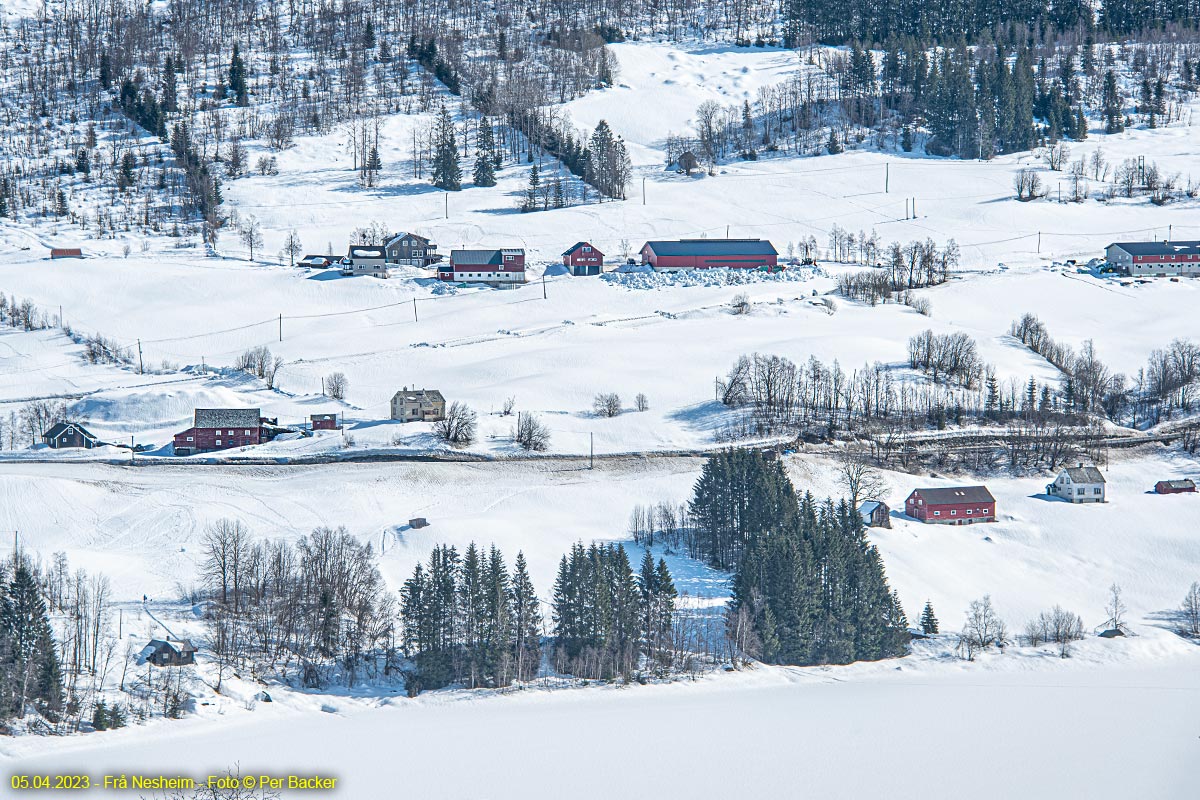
[162,55,178,113]
[472,129,497,187]
[0,559,64,720]
[510,552,541,682]
[229,43,249,107]
[920,601,940,634]
[430,106,462,191]
[521,165,539,212]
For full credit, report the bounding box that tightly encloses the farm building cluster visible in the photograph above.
[858,463,1191,529]
[305,235,785,285]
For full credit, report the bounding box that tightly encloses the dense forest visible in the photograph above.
[0,0,1194,245]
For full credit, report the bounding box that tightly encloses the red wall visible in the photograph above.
[174,426,262,452]
[644,248,777,269]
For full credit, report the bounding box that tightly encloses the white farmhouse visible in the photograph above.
[1046,464,1106,503]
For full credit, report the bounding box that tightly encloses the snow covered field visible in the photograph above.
[2,36,1199,799]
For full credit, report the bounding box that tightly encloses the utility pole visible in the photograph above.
[59,305,63,328]
[905,198,909,219]
[1168,224,1173,242]
[726,225,730,238]
[445,194,449,219]
[130,435,135,464]
[642,177,646,205]
[542,274,547,300]
[589,432,594,469]
[137,339,144,374]
[279,313,282,342]
[118,608,123,639]
[412,297,418,321]
[885,163,889,193]
[912,197,916,217]
[1038,231,1042,253]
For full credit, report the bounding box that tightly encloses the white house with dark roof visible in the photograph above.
[1105,241,1200,276]
[1047,464,1106,503]
[390,388,446,422]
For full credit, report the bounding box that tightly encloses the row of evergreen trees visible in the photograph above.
[552,543,677,679]
[399,541,679,691]
[0,556,64,726]
[691,450,910,666]
[400,544,541,692]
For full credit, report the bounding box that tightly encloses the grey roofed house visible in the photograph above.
[1106,240,1200,257]
[42,421,100,448]
[451,248,505,266]
[138,638,197,667]
[643,239,779,257]
[912,486,996,505]
[194,408,262,429]
[1062,465,1106,484]
[390,388,447,422]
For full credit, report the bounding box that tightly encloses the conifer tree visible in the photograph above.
[161,55,178,113]
[472,124,497,187]
[430,106,462,191]
[229,43,249,107]
[920,601,940,634]
[0,558,64,720]
[510,552,541,682]
[521,165,539,212]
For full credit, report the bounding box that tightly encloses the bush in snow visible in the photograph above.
[957,595,1007,660]
[1181,582,1200,638]
[435,402,477,447]
[593,392,621,417]
[1022,605,1084,657]
[325,372,349,400]
[635,393,649,412]
[729,292,751,315]
[515,413,550,451]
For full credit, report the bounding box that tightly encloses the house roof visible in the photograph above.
[194,408,261,429]
[642,239,778,257]
[858,500,885,517]
[451,249,502,265]
[909,486,995,505]
[1062,465,1105,484]
[299,254,332,264]
[1159,479,1196,489]
[50,248,83,257]
[385,232,431,247]
[562,241,603,257]
[43,421,98,441]
[348,245,387,259]
[311,413,338,420]
[392,388,445,405]
[1108,241,1200,257]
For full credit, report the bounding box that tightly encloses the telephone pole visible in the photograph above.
[589,432,594,469]
[279,314,283,342]
[542,274,547,300]
[137,339,144,374]
[413,297,419,321]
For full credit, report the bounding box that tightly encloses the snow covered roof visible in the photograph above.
[1062,465,1105,484]
[348,245,387,259]
[643,239,778,257]
[1159,479,1196,490]
[1108,241,1200,257]
[392,388,444,405]
[194,408,261,429]
[909,486,995,505]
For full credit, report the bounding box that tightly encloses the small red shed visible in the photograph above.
[50,248,83,259]
[312,413,340,431]
[1155,479,1196,494]
[905,486,996,525]
[562,242,604,276]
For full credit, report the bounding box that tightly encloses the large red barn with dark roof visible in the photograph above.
[640,239,778,271]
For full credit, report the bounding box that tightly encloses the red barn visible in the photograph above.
[50,248,83,259]
[905,486,996,525]
[640,239,778,271]
[311,413,340,431]
[562,242,604,276]
[174,409,266,455]
[1155,479,1196,494]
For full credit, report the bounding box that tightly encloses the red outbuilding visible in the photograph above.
[640,239,778,271]
[311,413,340,431]
[174,409,267,456]
[905,486,996,525]
[50,248,83,259]
[1155,479,1196,494]
[562,242,604,276]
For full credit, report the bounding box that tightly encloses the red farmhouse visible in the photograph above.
[640,239,778,271]
[905,486,996,525]
[174,408,269,456]
[1155,479,1196,494]
[311,413,340,431]
[561,242,604,276]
